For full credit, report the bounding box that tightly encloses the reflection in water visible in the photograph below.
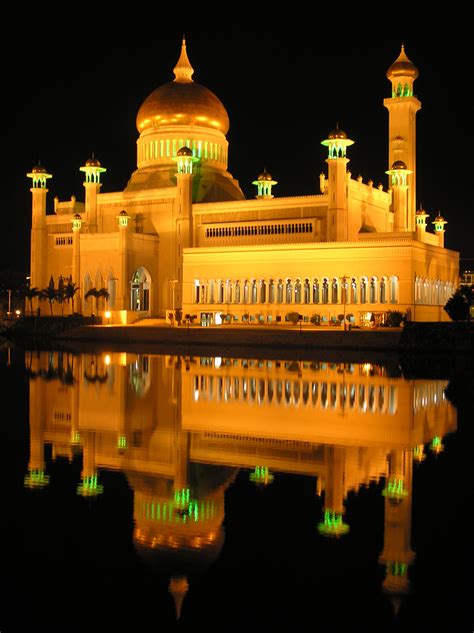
[21,349,457,624]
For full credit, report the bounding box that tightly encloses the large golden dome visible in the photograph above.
[386,44,419,80]
[136,39,230,135]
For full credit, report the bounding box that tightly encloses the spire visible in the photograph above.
[173,36,194,83]
[169,575,189,620]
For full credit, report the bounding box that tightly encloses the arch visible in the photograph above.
[294,278,302,304]
[360,277,368,304]
[268,279,275,303]
[340,277,349,304]
[303,278,310,304]
[235,280,241,303]
[251,279,258,304]
[331,278,338,304]
[312,278,320,304]
[370,276,378,303]
[225,279,233,304]
[217,279,224,304]
[351,277,358,304]
[322,278,329,304]
[130,266,152,312]
[259,279,266,303]
[277,279,284,303]
[107,270,117,309]
[194,279,200,304]
[380,276,388,304]
[285,278,293,303]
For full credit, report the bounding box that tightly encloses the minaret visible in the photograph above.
[71,213,82,313]
[385,160,413,231]
[172,146,197,309]
[415,205,430,239]
[27,163,52,291]
[384,45,421,231]
[79,155,106,233]
[432,213,447,247]
[116,210,130,311]
[321,126,354,241]
[252,169,277,199]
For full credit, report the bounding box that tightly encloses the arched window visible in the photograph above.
[304,279,310,304]
[259,279,266,303]
[130,266,151,312]
[226,279,233,303]
[322,278,329,304]
[208,279,215,304]
[313,279,320,304]
[217,279,224,303]
[285,279,293,303]
[360,277,367,304]
[251,279,257,304]
[243,280,249,304]
[268,279,275,303]
[294,279,302,304]
[277,279,284,303]
[380,277,387,303]
[351,278,358,304]
[107,272,116,309]
[235,280,241,303]
[331,278,338,304]
[370,277,378,303]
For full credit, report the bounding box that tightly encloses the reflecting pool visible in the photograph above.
[0,346,470,632]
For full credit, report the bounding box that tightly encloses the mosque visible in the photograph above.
[27,40,459,326]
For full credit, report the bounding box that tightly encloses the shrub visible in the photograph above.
[386,310,405,327]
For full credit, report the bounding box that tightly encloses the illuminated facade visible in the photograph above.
[24,350,456,617]
[28,41,458,325]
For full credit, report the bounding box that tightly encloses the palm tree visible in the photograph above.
[85,287,109,315]
[24,286,40,315]
[57,275,66,316]
[64,276,80,314]
[40,276,57,316]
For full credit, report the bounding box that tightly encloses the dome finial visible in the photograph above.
[174,37,194,83]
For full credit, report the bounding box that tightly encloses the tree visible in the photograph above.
[64,276,80,314]
[385,310,404,327]
[40,276,57,316]
[23,286,40,315]
[444,288,472,322]
[287,311,300,325]
[85,287,109,315]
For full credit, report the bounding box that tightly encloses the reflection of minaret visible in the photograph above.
[318,446,349,537]
[379,448,415,615]
[77,431,103,496]
[24,371,49,488]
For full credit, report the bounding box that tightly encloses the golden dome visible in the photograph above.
[85,155,101,167]
[391,159,407,170]
[136,39,230,135]
[387,45,419,79]
[258,170,273,181]
[31,164,47,173]
[328,127,347,140]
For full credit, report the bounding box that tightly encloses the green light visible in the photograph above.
[430,435,444,454]
[387,561,407,577]
[71,432,81,444]
[117,435,127,449]
[140,497,216,524]
[413,444,424,461]
[24,469,50,489]
[317,510,349,537]
[383,478,408,500]
[77,474,104,497]
[249,466,274,485]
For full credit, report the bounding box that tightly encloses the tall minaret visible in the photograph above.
[79,155,106,233]
[321,127,354,242]
[172,146,197,309]
[27,163,52,291]
[384,45,421,232]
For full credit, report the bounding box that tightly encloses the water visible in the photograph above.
[0,344,470,632]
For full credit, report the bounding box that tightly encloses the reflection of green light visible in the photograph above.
[71,432,81,444]
[387,561,408,577]
[317,510,350,537]
[24,469,50,488]
[413,444,424,461]
[249,466,274,485]
[117,435,127,449]
[430,436,443,453]
[139,497,216,524]
[77,474,104,497]
[383,478,408,500]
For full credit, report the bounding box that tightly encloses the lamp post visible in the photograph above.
[7,289,12,316]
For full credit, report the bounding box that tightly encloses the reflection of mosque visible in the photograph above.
[24,350,457,619]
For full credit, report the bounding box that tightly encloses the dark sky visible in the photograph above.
[2,12,472,276]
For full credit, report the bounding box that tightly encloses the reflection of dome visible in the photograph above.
[136,39,229,135]
[257,170,273,181]
[176,146,193,157]
[387,45,419,80]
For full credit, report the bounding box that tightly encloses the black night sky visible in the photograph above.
[1,11,472,277]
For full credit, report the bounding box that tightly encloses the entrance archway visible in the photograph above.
[130,266,152,313]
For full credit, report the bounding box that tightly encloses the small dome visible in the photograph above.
[328,128,347,140]
[258,170,273,181]
[31,164,47,173]
[387,45,419,80]
[118,210,129,216]
[391,160,407,170]
[72,213,81,220]
[416,207,428,215]
[434,214,446,222]
[85,156,101,167]
[176,146,193,157]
